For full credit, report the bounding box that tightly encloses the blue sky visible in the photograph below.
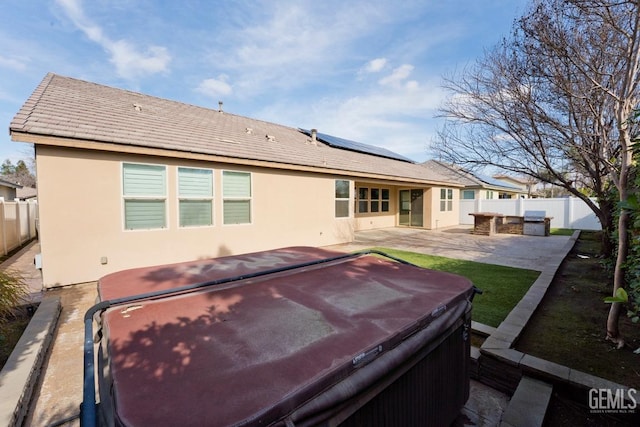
[0,0,529,165]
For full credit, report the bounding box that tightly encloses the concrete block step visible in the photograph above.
[0,297,61,427]
[500,376,553,427]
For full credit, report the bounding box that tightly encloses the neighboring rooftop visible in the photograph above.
[421,160,522,192]
[0,177,22,189]
[493,174,534,185]
[16,186,37,200]
[10,73,459,187]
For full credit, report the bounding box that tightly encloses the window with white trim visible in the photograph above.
[357,187,391,213]
[486,190,494,199]
[178,167,213,227]
[462,190,475,200]
[335,180,350,218]
[439,188,453,212]
[123,163,167,230]
[358,187,369,213]
[381,189,390,212]
[223,171,251,224]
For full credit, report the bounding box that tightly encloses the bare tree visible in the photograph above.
[433,0,640,348]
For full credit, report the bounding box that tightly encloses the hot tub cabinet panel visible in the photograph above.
[83,247,476,427]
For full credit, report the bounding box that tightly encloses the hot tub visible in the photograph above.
[81,247,477,426]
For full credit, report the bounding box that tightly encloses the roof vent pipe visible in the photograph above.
[311,129,317,142]
[218,101,223,113]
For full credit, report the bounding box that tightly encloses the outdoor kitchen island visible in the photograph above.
[469,211,552,236]
[82,246,477,427]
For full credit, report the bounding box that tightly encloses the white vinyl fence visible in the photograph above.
[460,197,602,230]
[0,199,38,256]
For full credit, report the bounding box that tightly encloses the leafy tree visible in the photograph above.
[0,158,36,187]
[433,0,640,348]
[605,112,640,352]
[1,159,15,176]
[14,160,28,175]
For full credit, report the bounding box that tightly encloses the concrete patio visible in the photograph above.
[326,225,572,271]
[2,227,582,426]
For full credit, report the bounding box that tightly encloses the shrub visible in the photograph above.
[623,158,640,323]
[0,269,29,325]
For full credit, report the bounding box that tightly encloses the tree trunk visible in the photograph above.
[601,229,614,261]
[596,200,615,259]
[606,200,630,350]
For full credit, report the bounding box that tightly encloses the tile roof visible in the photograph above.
[11,73,459,186]
[421,160,522,191]
[16,186,37,200]
[492,174,535,185]
[0,177,22,189]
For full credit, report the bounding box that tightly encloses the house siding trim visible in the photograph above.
[12,132,462,188]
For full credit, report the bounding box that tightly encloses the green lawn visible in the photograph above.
[550,228,575,236]
[371,247,540,327]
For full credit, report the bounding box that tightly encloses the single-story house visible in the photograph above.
[10,73,463,288]
[16,186,37,201]
[421,160,526,200]
[0,177,22,200]
[492,174,537,198]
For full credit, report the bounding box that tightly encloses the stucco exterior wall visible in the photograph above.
[354,213,397,231]
[36,146,356,287]
[0,186,17,200]
[353,182,398,231]
[425,187,460,230]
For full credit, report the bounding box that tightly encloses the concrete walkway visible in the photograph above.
[6,228,576,426]
[1,240,44,303]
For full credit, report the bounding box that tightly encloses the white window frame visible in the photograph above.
[222,170,252,225]
[439,188,453,212]
[380,188,390,212]
[357,187,369,213]
[122,162,168,231]
[335,179,351,218]
[462,190,475,200]
[356,186,390,214]
[177,167,214,228]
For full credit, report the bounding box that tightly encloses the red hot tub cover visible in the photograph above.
[94,247,475,426]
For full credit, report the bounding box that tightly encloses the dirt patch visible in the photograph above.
[0,307,35,370]
[516,231,640,388]
[516,231,640,425]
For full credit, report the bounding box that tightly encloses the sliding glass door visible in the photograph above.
[399,189,423,227]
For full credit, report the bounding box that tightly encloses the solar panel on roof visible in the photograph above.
[476,173,522,190]
[300,129,414,163]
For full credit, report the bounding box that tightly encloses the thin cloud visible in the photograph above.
[196,76,233,99]
[55,0,171,79]
[405,80,419,90]
[109,41,170,79]
[0,55,28,71]
[204,1,391,96]
[378,64,414,87]
[364,58,387,73]
[255,71,446,161]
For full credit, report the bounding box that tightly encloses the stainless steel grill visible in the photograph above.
[523,210,546,236]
